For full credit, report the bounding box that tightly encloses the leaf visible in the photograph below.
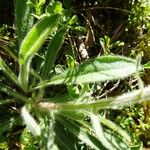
[99,38,106,52]
[52,2,63,14]
[98,115,131,145]
[37,86,150,111]
[0,58,19,86]
[69,15,78,25]
[0,118,18,136]
[15,0,34,45]
[46,1,63,15]
[144,61,150,69]
[38,0,46,6]
[34,55,143,89]
[90,114,114,149]
[42,28,67,79]
[19,14,60,63]
[57,115,107,150]
[18,14,61,90]
[104,128,129,149]
[0,99,15,106]
[55,123,77,150]
[0,83,28,102]
[21,107,41,137]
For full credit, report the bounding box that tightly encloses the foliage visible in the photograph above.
[0,0,150,149]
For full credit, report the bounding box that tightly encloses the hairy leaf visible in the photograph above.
[34,55,143,89]
[21,107,41,137]
[15,0,34,45]
[90,114,114,149]
[18,14,61,90]
[0,83,28,102]
[0,58,19,86]
[42,28,67,79]
[57,116,107,150]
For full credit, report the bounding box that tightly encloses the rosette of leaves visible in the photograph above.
[0,1,149,149]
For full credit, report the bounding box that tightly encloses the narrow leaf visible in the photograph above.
[19,14,60,63]
[144,61,150,69]
[37,86,150,111]
[57,116,107,150]
[0,58,19,86]
[15,0,34,45]
[90,114,114,149]
[0,118,20,136]
[34,55,143,89]
[42,28,67,79]
[0,83,28,102]
[98,115,131,145]
[21,107,41,137]
[0,99,15,105]
[18,14,61,90]
[55,125,77,150]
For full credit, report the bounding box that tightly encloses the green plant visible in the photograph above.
[1,0,150,149]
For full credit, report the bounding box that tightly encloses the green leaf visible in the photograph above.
[0,118,20,136]
[21,107,41,137]
[46,1,63,15]
[37,86,150,111]
[15,0,34,45]
[38,0,46,6]
[99,38,106,52]
[0,83,28,102]
[104,129,129,149]
[98,115,131,145]
[57,116,107,150]
[18,14,61,90]
[55,123,77,150]
[20,128,37,150]
[52,2,63,14]
[34,55,142,89]
[69,15,78,25]
[144,61,150,69]
[0,99,15,106]
[90,114,114,149]
[0,58,19,86]
[42,28,67,79]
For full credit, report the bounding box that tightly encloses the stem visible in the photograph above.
[19,62,29,92]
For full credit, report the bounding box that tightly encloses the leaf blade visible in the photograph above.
[57,115,107,150]
[90,113,114,149]
[34,55,143,89]
[21,107,41,137]
[19,14,60,63]
[18,14,61,90]
[42,28,67,79]
[0,58,19,86]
